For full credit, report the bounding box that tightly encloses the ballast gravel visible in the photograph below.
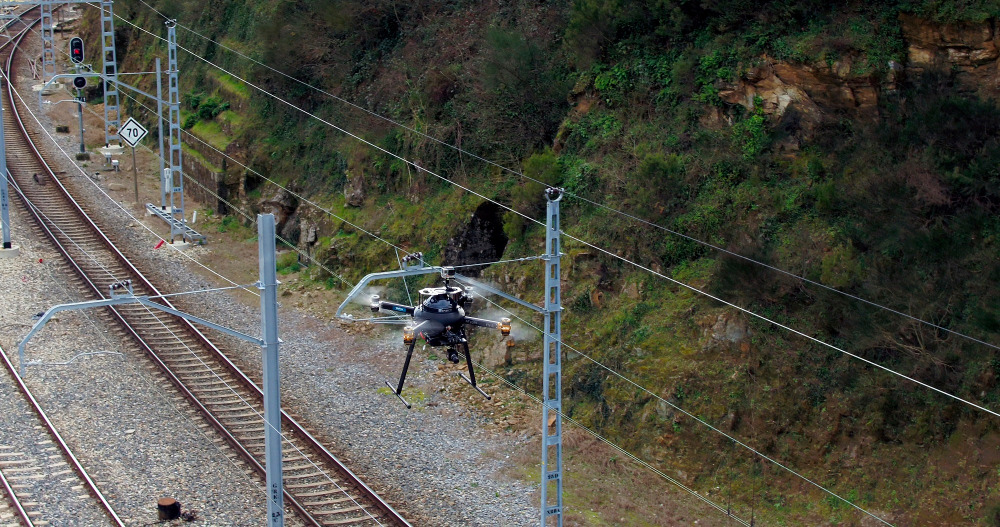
[3,40,539,527]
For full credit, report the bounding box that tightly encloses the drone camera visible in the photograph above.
[369,295,381,313]
[441,266,456,279]
[403,326,416,344]
[499,317,512,336]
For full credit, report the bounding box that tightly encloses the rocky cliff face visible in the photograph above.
[720,15,1000,139]
[900,14,1000,96]
[719,57,881,138]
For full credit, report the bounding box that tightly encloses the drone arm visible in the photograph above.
[377,301,415,316]
[465,316,500,329]
[465,316,512,336]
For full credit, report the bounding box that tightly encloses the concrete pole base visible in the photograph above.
[0,246,20,258]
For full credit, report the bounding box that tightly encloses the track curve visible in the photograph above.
[2,8,409,527]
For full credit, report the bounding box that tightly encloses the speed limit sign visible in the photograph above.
[118,117,148,147]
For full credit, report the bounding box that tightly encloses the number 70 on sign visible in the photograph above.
[118,117,148,148]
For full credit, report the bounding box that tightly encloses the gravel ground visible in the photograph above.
[6,25,539,527]
[0,198,275,526]
[0,342,113,527]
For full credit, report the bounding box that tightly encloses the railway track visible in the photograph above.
[2,9,409,527]
[0,343,123,527]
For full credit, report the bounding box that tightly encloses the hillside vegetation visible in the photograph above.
[106,0,1000,524]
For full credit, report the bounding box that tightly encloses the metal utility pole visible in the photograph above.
[335,187,566,526]
[258,213,285,527]
[39,2,54,79]
[156,56,166,210]
[99,0,120,145]
[32,0,120,142]
[541,187,563,526]
[165,20,184,228]
[75,64,85,153]
[19,214,285,526]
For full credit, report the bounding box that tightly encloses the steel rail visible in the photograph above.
[3,9,408,526]
[0,461,33,527]
[0,10,124,527]
[0,342,125,526]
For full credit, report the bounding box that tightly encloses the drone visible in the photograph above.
[370,266,511,408]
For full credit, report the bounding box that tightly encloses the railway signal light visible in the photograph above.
[69,37,84,63]
[73,76,86,89]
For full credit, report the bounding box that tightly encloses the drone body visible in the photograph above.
[371,267,510,408]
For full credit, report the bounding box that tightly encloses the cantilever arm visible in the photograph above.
[18,297,136,376]
[18,295,265,377]
[336,266,443,320]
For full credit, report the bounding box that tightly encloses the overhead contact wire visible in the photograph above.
[461,280,894,525]
[114,10,1000,424]
[134,0,998,354]
[16,73,387,526]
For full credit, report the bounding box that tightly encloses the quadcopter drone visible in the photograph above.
[370,265,511,408]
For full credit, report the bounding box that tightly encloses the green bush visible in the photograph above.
[276,252,301,275]
[183,92,202,110]
[732,97,769,158]
[217,215,238,233]
[182,114,199,129]
[504,149,564,237]
[198,96,230,120]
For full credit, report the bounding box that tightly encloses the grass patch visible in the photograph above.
[210,70,252,99]
[182,143,223,173]
[376,385,426,406]
[190,119,233,151]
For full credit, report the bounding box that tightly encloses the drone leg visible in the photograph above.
[386,339,417,409]
[458,341,491,400]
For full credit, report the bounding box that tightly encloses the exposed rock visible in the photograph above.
[344,171,365,207]
[481,336,515,368]
[718,15,1000,139]
[280,210,301,246]
[260,188,299,239]
[719,56,880,137]
[900,13,1000,96]
[589,289,604,309]
[622,281,641,300]
[698,312,751,351]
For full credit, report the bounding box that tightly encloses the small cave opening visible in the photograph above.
[244,171,263,197]
[443,201,508,276]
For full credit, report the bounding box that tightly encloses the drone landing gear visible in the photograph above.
[386,338,418,409]
[457,341,492,401]
[386,340,492,409]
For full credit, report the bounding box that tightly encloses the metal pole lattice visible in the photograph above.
[39,2,54,80]
[165,20,184,240]
[541,188,563,526]
[155,56,166,210]
[100,0,119,145]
